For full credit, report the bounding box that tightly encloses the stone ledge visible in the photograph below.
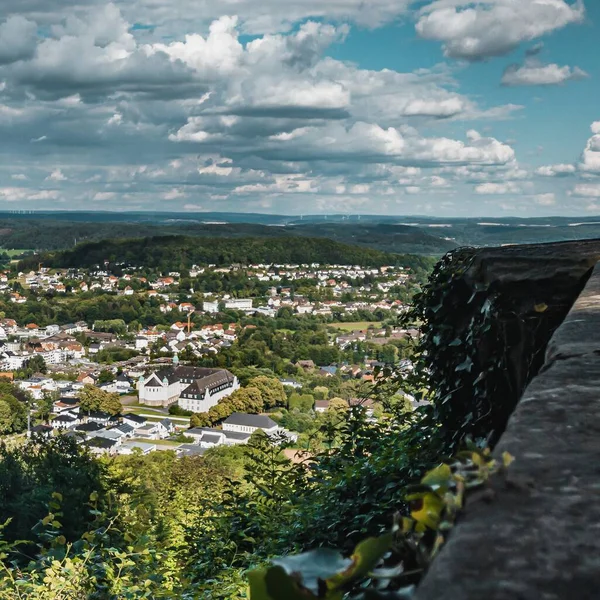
[415,261,600,600]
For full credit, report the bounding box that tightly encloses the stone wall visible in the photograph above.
[415,244,600,600]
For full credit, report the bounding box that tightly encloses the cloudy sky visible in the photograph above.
[0,0,598,216]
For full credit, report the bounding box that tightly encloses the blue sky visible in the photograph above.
[0,0,597,216]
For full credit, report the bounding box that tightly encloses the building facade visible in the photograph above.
[138,365,239,409]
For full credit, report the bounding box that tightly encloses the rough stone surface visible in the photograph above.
[415,260,600,600]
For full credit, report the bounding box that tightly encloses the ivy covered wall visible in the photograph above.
[411,240,600,449]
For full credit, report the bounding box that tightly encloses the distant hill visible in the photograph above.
[0,217,454,255]
[2,212,600,257]
[22,235,437,275]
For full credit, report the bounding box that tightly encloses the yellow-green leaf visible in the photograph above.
[421,464,453,493]
[408,492,444,530]
[502,451,515,468]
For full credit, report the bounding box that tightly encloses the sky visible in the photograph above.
[0,0,598,217]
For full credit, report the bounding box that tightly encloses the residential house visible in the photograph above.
[86,437,119,456]
[122,413,147,429]
[222,413,278,435]
[119,440,157,455]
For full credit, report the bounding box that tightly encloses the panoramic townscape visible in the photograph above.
[0,256,421,456]
[1,0,598,598]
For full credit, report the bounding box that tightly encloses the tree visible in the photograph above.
[248,376,286,409]
[78,385,122,415]
[26,354,47,374]
[190,412,211,427]
[379,344,398,365]
[288,393,314,412]
[97,369,115,385]
[0,399,12,434]
[35,392,56,423]
[328,397,348,412]
[0,393,28,434]
[312,386,330,400]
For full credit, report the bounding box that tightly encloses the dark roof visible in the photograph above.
[178,444,207,456]
[200,433,223,444]
[180,370,236,398]
[57,397,79,405]
[30,424,52,433]
[75,422,104,432]
[122,413,147,424]
[224,413,277,429]
[156,365,230,386]
[159,418,173,428]
[85,437,117,449]
[115,423,134,434]
[144,373,164,387]
[223,430,251,441]
[186,427,208,437]
[83,411,112,420]
[54,414,76,423]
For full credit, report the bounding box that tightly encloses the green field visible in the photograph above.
[5,248,34,257]
[330,321,382,332]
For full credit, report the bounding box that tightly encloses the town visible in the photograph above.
[0,260,421,456]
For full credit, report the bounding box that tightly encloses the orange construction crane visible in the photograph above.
[187,309,195,334]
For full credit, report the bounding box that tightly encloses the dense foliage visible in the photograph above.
[0,217,454,255]
[20,235,436,274]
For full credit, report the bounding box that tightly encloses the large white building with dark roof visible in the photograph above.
[138,365,239,409]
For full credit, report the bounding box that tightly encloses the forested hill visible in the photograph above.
[22,235,436,273]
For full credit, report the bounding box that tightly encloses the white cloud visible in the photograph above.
[0,187,60,201]
[569,184,600,198]
[533,193,556,205]
[580,122,600,173]
[163,188,187,200]
[536,163,576,177]
[416,0,585,60]
[502,61,587,86]
[11,173,28,180]
[46,168,67,181]
[92,191,116,200]
[0,16,38,65]
[475,181,522,195]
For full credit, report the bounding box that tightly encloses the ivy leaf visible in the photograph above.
[420,464,453,493]
[272,549,351,595]
[327,533,393,591]
[248,566,299,600]
[406,492,444,530]
[455,357,473,372]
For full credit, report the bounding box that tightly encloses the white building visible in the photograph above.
[178,369,240,413]
[222,413,278,435]
[224,298,253,311]
[202,300,220,314]
[138,365,239,409]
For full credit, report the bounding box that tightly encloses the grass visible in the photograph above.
[330,321,382,332]
[138,438,182,448]
[122,405,167,415]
